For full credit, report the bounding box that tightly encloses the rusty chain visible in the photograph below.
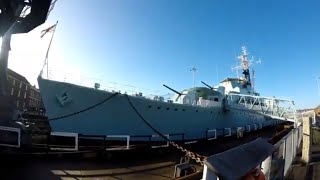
[170,141,206,166]
[125,94,206,166]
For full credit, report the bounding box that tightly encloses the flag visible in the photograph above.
[40,23,57,38]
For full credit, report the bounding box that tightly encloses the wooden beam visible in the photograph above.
[302,117,312,164]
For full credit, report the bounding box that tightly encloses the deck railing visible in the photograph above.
[226,93,302,124]
[261,125,302,179]
[46,70,173,100]
[202,125,303,180]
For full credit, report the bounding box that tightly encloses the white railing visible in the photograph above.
[207,129,217,140]
[202,125,303,180]
[106,135,131,150]
[0,126,21,148]
[50,132,79,151]
[226,93,302,124]
[261,125,303,179]
[46,70,173,101]
[151,134,170,148]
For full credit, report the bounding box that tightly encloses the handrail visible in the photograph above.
[0,126,21,148]
[226,93,302,125]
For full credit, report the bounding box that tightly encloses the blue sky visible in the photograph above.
[8,0,320,108]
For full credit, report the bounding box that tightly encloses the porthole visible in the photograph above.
[196,110,199,112]
[166,107,170,110]
[157,107,161,109]
[210,111,213,114]
[175,108,178,111]
[148,105,152,108]
[182,109,186,112]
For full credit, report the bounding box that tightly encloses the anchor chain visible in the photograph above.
[124,94,206,166]
[170,141,205,166]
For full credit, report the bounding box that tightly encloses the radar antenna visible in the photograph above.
[231,46,249,79]
[238,46,251,84]
[232,46,261,88]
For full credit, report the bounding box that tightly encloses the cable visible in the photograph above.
[48,92,119,121]
[124,94,206,165]
[124,94,170,142]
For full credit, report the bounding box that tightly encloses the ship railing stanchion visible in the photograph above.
[237,127,244,139]
[246,125,251,132]
[102,135,106,157]
[168,133,184,142]
[207,129,217,140]
[106,135,131,150]
[151,134,170,148]
[224,128,231,137]
[0,126,21,148]
[185,140,198,144]
[50,132,79,151]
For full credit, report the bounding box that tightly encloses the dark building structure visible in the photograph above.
[7,69,43,111]
[29,85,43,109]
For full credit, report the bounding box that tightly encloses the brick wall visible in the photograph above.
[7,69,43,111]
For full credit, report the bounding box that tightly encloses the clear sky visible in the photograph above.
[7,0,320,109]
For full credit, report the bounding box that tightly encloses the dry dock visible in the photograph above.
[0,126,283,180]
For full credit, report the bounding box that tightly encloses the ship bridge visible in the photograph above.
[220,78,255,95]
[173,87,224,105]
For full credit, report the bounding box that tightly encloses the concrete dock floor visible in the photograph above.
[0,127,280,180]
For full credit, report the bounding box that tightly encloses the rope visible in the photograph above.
[124,94,206,165]
[124,94,170,142]
[48,92,119,121]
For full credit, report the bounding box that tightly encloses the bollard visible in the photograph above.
[237,127,244,139]
[302,117,312,164]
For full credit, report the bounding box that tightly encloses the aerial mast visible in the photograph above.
[190,67,197,88]
[237,46,251,85]
[252,69,255,93]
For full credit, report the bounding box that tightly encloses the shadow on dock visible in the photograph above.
[0,125,286,180]
[286,127,320,180]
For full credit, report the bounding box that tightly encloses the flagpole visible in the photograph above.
[46,21,58,79]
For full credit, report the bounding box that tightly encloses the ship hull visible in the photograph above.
[38,78,278,141]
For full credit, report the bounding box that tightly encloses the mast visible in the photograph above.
[252,69,255,92]
[39,21,59,79]
[237,46,251,85]
[232,47,261,91]
[190,67,197,88]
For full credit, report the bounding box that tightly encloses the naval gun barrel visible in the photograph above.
[163,84,183,96]
[201,81,214,90]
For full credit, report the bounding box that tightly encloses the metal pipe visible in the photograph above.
[201,81,214,90]
[162,84,182,96]
[0,33,12,96]
[190,67,197,87]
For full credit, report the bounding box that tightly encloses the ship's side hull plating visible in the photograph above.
[38,78,276,141]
